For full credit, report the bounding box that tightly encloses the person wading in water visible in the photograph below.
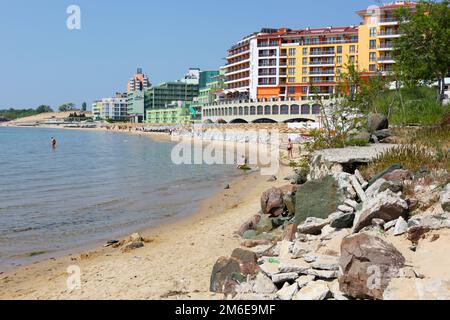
[51,137,57,149]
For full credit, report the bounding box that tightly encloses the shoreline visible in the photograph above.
[0,125,295,299]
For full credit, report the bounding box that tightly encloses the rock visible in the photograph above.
[293,280,331,300]
[330,211,355,229]
[283,194,296,216]
[105,240,119,247]
[121,241,144,253]
[393,216,408,236]
[384,219,398,231]
[311,255,340,271]
[231,248,259,276]
[420,213,450,230]
[350,175,367,202]
[344,199,359,209]
[291,240,316,258]
[320,225,338,239]
[367,164,402,187]
[259,257,281,277]
[372,218,386,228]
[253,272,278,294]
[298,217,330,235]
[339,233,405,300]
[295,275,315,289]
[407,198,419,211]
[272,272,299,284]
[279,259,310,274]
[129,233,144,242]
[283,224,298,241]
[353,190,409,233]
[290,169,308,185]
[224,184,230,190]
[407,219,421,229]
[338,205,354,213]
[372,129,392,141]
[256,215,273,234]
[381,169,413,182]
[354,170,367,187]
[240,239,271,248]
[236,215,261,236]
[261,188,285,217]
[441,184,450,212]
[294,175,346,224]
[267,175,277,182]
[367,113,389,132]
[210,257,242,293]
[278,240,293,259]
[243,230,257,240]
[365,178,388,199]
[275,283,299,300]
[350,129,371,143]
[307,269,339,279]
[379,180,404,194]
[333,172,357,199]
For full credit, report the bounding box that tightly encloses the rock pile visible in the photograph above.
[213,153,450,300]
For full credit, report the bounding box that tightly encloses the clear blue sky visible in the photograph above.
[0,0,377,110]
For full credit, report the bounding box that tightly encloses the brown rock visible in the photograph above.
[236,215,261,236]
[339,233,405,300]
[121,241,144,253]
[283,224,298,241]
[279,184,299,195]
[231,248,260,275]
[240,239,271,248]
[210,257,241,293]
[407,226,431,244]
[261,187,285,217]
[381,169,413,182]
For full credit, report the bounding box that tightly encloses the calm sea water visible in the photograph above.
[0,127,237,271]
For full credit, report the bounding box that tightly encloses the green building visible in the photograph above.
[193,70,226,121]
[199,71,220,89]
[146,101,192,125]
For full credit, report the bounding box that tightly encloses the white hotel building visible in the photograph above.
[92,93,128,121]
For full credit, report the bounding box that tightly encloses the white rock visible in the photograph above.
[440,184,450,212]
[344,199,359,209]
[350,175,367,202]
[328,280,349,300]
[394,216,408,236]
[279,259,310,274]
[272,272,299,284]
[296,275,315,289]
[253,272,277,294]
[275,283,299,300]
[365,178,387,199]
[311,255,340,271]
[384,219,398,231]
[354,170,367,186]
[307,269,339,280]
[278,240,293,259]
[338,205,354,213]
[293,280,331,300]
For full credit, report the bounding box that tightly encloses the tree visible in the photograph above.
[36,105,53,114]
[58,103,76,112]
[81,102,87,111]
[394,0,450,99]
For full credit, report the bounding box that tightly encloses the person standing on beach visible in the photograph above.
[287,138,293,159]
[51,137,57,148]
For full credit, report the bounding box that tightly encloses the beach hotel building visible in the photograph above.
[127,68,152,123]
[202,1,416,124]
[92,93,128,121]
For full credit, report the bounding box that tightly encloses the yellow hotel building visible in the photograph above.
[222,1,416,102]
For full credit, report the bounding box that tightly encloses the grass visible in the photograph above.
[361,123,450,179]
[373,86,447,126]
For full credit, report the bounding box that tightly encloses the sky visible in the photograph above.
[0,0,378,110]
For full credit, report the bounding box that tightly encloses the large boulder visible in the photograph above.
[294,175,346,225]
[367,164,402,187]
[298,217,330,235]
[210,249,259,293]
[236,215,261,236]
[261,188,285,217]
[353,190,409,233]
[339,233,405,300]
[367,113,389,133]
[381,169,413,182]
[256,215,273,234]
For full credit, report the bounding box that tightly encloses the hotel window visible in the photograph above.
[302,58,308,65]
[350,45,356,53]
[302,48,308,55]
[288,68,296,75]
[369,52,376,62]
[369,40,377,49]
[288,87,296,94]
[337,56,342,64]
[302,87,308,94]
[349,56,355,64]
[336,67,341,74]
[288,58,296,66]
[369,64,376,72]
[302,77,308,82]
[289,48,296,56]
[288,77,296,83]
[302,67,308,74]
[337,46,342,54]
[370,27,377,37]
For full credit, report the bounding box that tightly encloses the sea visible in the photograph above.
[0,126,238,271]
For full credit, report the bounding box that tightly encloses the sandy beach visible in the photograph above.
[0,124,294,300]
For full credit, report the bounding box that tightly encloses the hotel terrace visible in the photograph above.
[202,1,416,124]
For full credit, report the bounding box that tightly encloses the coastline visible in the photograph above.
[0,125,295,300]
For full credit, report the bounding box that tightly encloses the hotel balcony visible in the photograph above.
[378,56,396,64]
[310,50,335,57]
[379,17,399,26]
[226,67,250,76]
[378,30,400,39]
[225,77,250,85]
[226,58,250,68]
[310,60,335,67]
[378,43,394,51]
